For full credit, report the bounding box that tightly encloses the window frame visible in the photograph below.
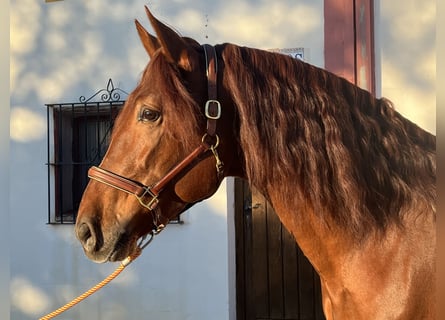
[46,100,124,224]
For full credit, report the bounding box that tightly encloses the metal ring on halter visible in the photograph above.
[136,233,155,251]
[153,223,165,235]
[202,133,220,149]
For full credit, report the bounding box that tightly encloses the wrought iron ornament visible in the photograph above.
[79,79,129,103]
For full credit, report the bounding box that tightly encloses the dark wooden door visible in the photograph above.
[235,179,325,320]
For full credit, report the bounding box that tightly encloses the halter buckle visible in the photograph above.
[205,100,221,120]
[136,188,159,211]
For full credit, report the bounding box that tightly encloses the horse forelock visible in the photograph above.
[223,44,436,238]
[133,52,204,152]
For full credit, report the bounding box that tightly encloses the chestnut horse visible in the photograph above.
[76,7,436,320]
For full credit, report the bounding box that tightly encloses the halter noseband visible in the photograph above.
[87,44,223,231]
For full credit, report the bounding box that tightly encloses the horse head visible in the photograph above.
[75,7,240,263]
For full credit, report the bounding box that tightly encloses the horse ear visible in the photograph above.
[144,6,197,71]
[135,19,160,58]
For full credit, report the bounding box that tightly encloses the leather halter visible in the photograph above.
[87,45,223,226]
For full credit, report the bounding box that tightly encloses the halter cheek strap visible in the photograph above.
[87,44,223,227]
[203,44,220,137]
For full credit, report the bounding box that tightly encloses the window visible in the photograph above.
[46,80,127,224]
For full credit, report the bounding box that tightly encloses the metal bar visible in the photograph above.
[46,105,51,223]
[58,104,63,223]
[69,103,75,222]
[96,103,100,163]
[108,102,113,157]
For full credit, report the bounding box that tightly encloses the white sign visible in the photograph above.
[269,47,305,61]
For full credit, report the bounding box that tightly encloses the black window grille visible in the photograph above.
[46,79,127,224]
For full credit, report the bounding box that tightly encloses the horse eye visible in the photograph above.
[138,108,160,122]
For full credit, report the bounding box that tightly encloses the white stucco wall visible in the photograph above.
[1,1,11,319]
[9,1,324,319]
[375,0,436,134]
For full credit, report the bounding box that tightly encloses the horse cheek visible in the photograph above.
[174,158,220,203]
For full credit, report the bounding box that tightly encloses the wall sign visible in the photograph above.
[269,47,305,61]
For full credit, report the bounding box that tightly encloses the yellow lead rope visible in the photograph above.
[39,248,142,320]
[38,229,160,320]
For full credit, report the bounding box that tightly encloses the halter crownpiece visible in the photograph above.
[88,44,224,223]
[203,44,220,137]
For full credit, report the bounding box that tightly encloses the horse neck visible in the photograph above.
[265,191,351,277]
[266,186,435,282]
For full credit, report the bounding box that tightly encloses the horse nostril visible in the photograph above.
[76,222,96,252]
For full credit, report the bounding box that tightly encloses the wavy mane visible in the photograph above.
[131,42,436,238]
[222,44,436,237]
